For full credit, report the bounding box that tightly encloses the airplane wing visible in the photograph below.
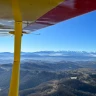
[24,0,96,32]
[0,0,96,34]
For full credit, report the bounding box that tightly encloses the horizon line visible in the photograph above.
[0,50,96,53]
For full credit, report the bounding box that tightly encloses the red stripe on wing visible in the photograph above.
[24,0,96,31]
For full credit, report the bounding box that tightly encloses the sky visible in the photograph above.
[0,11,96,52]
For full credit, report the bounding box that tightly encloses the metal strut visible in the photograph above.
[8,22,22,96]
[8,0,22,96]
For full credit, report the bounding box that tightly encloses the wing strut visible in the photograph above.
[8,0,22,96]
[8,22,22,96]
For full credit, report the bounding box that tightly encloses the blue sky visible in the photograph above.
[0,11,96,52]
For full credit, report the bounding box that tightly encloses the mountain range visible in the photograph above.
[1,51,96,96]
[0,60,96,96]
[0,51,96,63]
[1,51,96,57]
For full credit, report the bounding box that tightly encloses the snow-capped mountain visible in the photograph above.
[0,51,96,63]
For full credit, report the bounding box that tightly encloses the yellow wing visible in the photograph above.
[0,0,63,21]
